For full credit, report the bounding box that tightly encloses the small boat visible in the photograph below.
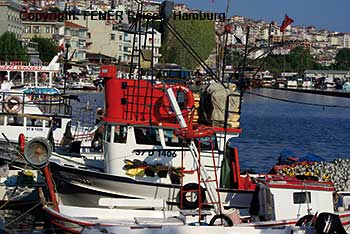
[261,76,274,88]
[302,77,313,88]
[324,77,336,89]
[343,81,350,91]
[68,79,98,91]
[275,77,286,88]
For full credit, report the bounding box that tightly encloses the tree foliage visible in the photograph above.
[31,36,58,63]
[261,46,321,76]
[0,32,28,61]
[162,19,215,69]
[334,48,350,70]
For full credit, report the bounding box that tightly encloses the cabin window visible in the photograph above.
[194,135,218,150]
[113,125,127,144]
[164,130,184,147]
[54,119,62,129]
[105,125,112,142]
[134,127,161,145]
[44,120,50,128]
[7,116,24,126]
[293,192,311,204]
[27,118,43,127]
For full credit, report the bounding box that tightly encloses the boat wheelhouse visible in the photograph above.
[0,89,72,145]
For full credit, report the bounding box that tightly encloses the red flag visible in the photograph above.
[58,38,64,51]
[280,15,294,32]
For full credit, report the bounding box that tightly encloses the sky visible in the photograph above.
[173,0,349,32]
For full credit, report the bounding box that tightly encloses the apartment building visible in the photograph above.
[0,0,23,38]
[22,14,64,41]
[74,15,161,64]
[64,21,88,63]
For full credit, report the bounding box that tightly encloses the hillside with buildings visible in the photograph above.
[0,0,350,72]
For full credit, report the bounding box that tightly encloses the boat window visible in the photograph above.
[113,125,127,144]
[293,192,311,204]
[105,125,112,142]
[194,135,218,150]
[7,116,24,126]
[27,118,43,127]
[44,120,50,128]
[134,127,161,145]
[54,119,62,129]
[164,130,184,147]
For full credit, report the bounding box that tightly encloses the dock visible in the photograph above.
[270,87,350,98]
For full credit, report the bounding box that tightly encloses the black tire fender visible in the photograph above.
[209,214,233,227]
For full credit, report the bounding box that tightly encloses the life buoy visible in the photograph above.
[175,125,214,139]
[4,95,23,114]
[178,183,206,209]
[156,85,194,120]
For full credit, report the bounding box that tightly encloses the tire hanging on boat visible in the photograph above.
[4,95,23,114]
[179,183,206,210]
[209,214,233,227]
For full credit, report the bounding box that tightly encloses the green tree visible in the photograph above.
[31,37,58,63]
[162,19,215,69]
[334,48,350,70]
[225,50,242,67]
[48,7,62,13]
[262,46,321,76]
[0,32,28,61]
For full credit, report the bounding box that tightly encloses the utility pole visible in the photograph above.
[63,41,71,94]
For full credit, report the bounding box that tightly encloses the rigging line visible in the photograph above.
[3,202,41,227]
[246,91,350,108]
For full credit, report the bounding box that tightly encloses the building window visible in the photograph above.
[33,26,40,33]
[112,24,118,31]
[119,45,122,51]
[119,35,123,40]
[45,26,50,33]
[111,34,115,40]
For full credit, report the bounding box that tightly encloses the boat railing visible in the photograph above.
[0,91,72,118]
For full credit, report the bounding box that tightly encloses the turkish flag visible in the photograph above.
[280,15,294,32]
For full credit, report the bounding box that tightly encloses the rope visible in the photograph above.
[246,91,350,109]
[3,202,41,227]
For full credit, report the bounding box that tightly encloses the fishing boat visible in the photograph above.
[21,137,350,234]
[261,75,275,88]
[302,77,313,88]
[287,77,297,88]
[49,64,251,209]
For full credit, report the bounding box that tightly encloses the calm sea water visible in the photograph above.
[74,88,350,173]
[234,88,350,172]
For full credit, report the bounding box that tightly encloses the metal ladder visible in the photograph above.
[164,86,223,217]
